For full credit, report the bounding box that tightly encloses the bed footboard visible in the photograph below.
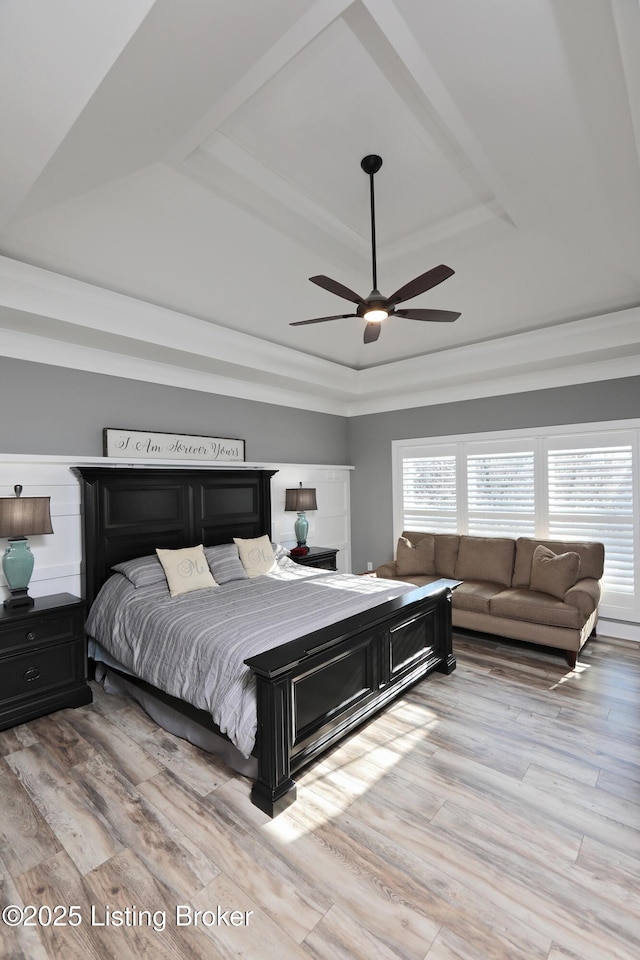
[245,580,456,817]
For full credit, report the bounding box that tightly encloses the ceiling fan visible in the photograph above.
[291,154,461,344]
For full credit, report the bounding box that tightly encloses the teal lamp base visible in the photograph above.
[290,512,309,555]
[3,537,35,608]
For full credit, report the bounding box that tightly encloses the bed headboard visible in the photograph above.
[75,467,277,605]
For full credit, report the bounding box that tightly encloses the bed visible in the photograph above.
[77,466,456,816]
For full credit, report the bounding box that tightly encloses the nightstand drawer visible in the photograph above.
[0,612,81,653]
[0,639,81,702]
[291,547,338,571]
[305,556,337,570]
[0,594,92,730]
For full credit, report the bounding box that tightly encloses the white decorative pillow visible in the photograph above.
[273,543,300,572]
[272,543,291,562]
[156,545,218,597]
[234,535,277,578]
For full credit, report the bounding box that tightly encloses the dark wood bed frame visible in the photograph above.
[76,466,456,816]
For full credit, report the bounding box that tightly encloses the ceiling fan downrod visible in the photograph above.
[361,154,383,293]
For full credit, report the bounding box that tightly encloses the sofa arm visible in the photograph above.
[374,561,400,579]
[564,578,601,619]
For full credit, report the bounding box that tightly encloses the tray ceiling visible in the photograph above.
[1,0,639,414]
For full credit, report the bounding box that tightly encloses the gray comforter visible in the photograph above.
[86,561,414,757]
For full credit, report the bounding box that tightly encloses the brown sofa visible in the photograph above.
[373,532,604,667]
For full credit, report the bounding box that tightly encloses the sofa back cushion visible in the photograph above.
[396,535,436,575]
[434,535,461,577]
[401,531,460,577]
[529,544,580,599]
[513,538,604,588]
[454,536,515,587]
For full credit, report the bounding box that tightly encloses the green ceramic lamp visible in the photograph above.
[0,485,53,608]
[285,483,318,556]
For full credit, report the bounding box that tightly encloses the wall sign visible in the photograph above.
[104,428,245,462]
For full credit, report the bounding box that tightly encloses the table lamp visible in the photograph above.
[285,483,317,556]
[0,485,53,608]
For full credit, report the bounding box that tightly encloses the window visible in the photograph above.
[547,444,634,595]
[401,452,457,533]
[466,448,535,537]
[393,422,640,622]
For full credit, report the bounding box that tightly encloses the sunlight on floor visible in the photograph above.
[274,700,442,835]
[549,661,590,689]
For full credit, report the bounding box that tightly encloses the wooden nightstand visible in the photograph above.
[0,593,92,731]
[290,547,339,571]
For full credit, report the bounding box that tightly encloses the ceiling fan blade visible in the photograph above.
[389,264,455,305]
[394,308,461,322]
[290,313,358,326]
[363,322,382,343]
[310,275,366,305]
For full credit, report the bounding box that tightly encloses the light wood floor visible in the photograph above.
[1,632,638,960]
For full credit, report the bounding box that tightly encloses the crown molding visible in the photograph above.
[0,255,356,413]
[347,306,640,414]
[347,355,640,417]
[1,256,638,418]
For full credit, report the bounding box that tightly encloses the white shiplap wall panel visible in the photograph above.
[270,464,352,573]
[0,459,83,601]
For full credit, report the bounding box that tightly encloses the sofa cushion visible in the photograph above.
[396,535,435,576]
[452,580,505,615]
[529,545,580,599]
[564,580,600,619]
[433,534,460,578]
[513,538,604,588]
[490,588,583,629]
[454,536,515,587]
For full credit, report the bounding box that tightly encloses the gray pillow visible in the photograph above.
[204,543,248,584]
[112,554,166,588]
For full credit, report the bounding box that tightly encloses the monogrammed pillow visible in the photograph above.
[233,535,277,578]
[156,545,218,597]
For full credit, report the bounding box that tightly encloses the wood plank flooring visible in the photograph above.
[1,632,638,960]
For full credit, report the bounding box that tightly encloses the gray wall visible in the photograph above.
[2,357,349,464]
[5,357,640,574]
[348,376,640,573]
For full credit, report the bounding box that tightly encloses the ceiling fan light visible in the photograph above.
[363,307,388,322]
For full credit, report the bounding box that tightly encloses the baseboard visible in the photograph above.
[598,618,640,643]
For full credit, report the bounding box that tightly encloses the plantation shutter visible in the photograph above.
[466,450,536,537]
[547,443,635,595]
[401,455,457,532]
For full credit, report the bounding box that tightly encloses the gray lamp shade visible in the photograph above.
[0,496,53,538]
[285,487,318,512]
